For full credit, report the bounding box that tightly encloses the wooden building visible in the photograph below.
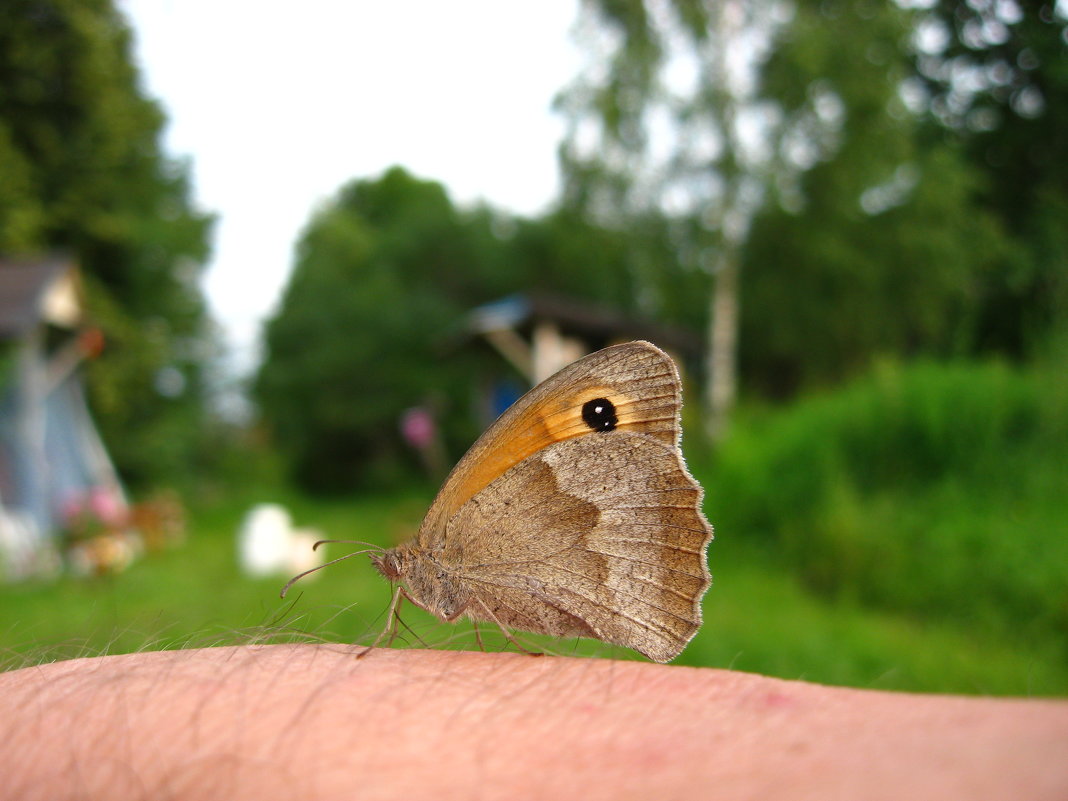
[468,292,701,419]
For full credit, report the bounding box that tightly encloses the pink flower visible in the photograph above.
[89,487,126,527]
[401,407,436,449]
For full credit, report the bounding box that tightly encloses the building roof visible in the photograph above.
[469,292,702,355]
[0,256,81,340]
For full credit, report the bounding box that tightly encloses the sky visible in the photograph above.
[120,1,582,374]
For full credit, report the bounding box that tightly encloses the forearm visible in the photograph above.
[1,645,1065,800]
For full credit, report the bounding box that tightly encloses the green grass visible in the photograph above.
[0,487,428,666]
[2,357,1065,696]
[683,540,1067,695]
[2,482,1064,695]
[697,358,1068,658]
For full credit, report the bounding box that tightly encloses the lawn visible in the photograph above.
[5,358,1066,696]
[3,483,1064,696]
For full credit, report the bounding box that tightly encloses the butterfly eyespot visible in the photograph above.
[581,397,617,432]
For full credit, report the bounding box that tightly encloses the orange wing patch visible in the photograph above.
[442,387,634,524]
[416,342,683,543]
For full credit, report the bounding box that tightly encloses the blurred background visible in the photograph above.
[1,0,1065,695]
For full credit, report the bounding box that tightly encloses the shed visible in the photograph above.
[0,256,126,579]
[468,292,701,418]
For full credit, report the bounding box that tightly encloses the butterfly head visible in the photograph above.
[370,544,470,622]
[369,548,405,581]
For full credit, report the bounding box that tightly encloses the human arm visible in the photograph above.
[1,644,1065,800]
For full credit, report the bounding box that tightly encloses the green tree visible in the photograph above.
[558,0,797,436]
[910,0,1068,355]
[738,0,1010,395]
[256,168,508,491]
[0,0,214,486]
[558,0,1026,404]
[507,209,708,333]
[256,166,705,492]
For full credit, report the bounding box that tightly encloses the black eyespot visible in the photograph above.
[581,397,617,432]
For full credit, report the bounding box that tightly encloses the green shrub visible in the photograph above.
[701,359,1068,653]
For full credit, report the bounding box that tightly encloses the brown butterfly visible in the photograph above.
[365,340,714,663]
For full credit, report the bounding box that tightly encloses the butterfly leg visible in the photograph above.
[472,598,544,657]
[472,619,485,652]
[357,582,404,658]
[392,594,432,649]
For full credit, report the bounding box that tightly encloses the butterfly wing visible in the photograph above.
[440,432,712,663]
[416,341,684,543]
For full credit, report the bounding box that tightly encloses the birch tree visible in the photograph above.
[557,0,783,438]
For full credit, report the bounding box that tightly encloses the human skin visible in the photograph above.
[1,645,1066,801]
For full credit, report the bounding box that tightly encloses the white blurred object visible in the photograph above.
[288,529,324,576]
[0,508,60,581]
[237,504,324,578]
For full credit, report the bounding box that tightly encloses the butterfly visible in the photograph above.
[367,340,714,663]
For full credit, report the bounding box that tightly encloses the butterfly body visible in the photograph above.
[372,341,713,663]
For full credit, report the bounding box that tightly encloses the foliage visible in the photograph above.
[747,0,1068,382]
[556,0,779,433]
[556,0,773,223]
[507,209,710,332]
[0,0,215,488]
[743,0,1012,393]
[255,167,703,492]
[702,356,1068,655]
[557,0,1067,403]
[256,168,496,490]
[256,1,1068,491]
[913,0,1068,356]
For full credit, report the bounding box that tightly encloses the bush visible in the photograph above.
[701,359,1068,653]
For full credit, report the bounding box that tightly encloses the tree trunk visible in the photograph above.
[705,249,740,441]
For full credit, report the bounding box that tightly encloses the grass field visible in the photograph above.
[2,358,1065,696]
[2,482,1064,696]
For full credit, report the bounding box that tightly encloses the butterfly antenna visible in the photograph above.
[311,539,386,552]
[280,548,381,598]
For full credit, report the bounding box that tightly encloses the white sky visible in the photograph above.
[120,1,582,374]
